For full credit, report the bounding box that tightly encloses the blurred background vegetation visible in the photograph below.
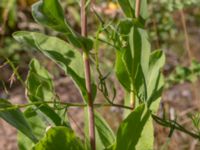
[1,0,200,149]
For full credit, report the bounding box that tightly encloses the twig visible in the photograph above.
[179,9,193,62]
[152,114,200,140]
[0,100,133,112]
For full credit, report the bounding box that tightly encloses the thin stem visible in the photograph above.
[152,114,200,140]
[179,9,193,63]
[135,0,141,18]
[0,101,133,112]
[81,0,96,149]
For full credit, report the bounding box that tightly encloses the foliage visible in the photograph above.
[3,0,199,150]
[166,60,200,87]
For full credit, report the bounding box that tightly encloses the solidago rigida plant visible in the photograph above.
[0,0,166,149]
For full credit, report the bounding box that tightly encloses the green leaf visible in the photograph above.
[147,50,165,110]
[116,26,150,101]
[118,0,148,21]
[118,0,134,18]
[26,58,68,126]
[107,104,153,150]
[18,107,47,150]
[95,112,115,149]
[32,0,93,51]
[32,0,68,33]
[32,126,84,150]
[0,99,37,143]
[13,31,96,103]
[115,49,132,91]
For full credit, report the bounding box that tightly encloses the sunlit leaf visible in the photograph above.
[32,0,93,51]
[106,104,153,150]
[32,126,84,150]
[13,31,96,103]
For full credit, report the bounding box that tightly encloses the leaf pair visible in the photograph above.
[115,20,165,104]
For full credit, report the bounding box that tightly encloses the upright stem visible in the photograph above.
[135,0,141,18]
[81,0,96,150]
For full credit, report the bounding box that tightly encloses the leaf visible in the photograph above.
[32,126,84,150]
[13,31,96,103]
[129,0,148,20]
[32,0,93,51]
[115,26,150,101]
[107,104,153,150]
[84,111,115,150]
[118,0,134,18]
[95,112,115,149]
[118,0,148,21]
[146,50,165,110]
[32,0,68,33]
[115,49,132,91]
[0,99,37,143]
[18,107,47,150]
[26,58,68,126]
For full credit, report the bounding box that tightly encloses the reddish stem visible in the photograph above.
[81,0,96,150]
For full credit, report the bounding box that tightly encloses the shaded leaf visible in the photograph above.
[18,107,46,150]
[0,99,37,143]
[95,112,115,148]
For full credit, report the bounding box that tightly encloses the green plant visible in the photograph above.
[1,0,200,150]
[166,59,200,87]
